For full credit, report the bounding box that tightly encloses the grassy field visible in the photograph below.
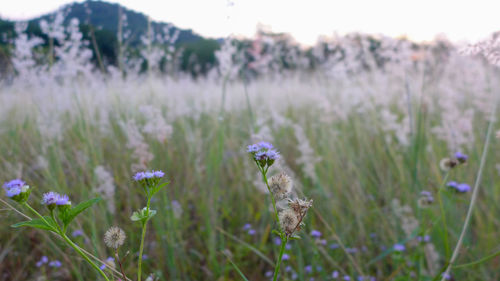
[1,54,500,281]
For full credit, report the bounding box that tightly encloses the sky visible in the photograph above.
[1,0,499,46]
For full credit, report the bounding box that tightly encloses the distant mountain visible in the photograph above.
[32,0,205,46]
[0,0,220,75]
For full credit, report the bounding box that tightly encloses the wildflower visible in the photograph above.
[104,226,126,249]
[456,183,471,193]
[72,229,84,237]
[269,173,292,199]
[242,223,252,231]
[446,181,458,189]
[100,257,115,270]
[133,170,165,190]
[304,265,313,274]
[36,256,48,267]
[439,158,457,171]
[418,190,434,208]
[330,243,339,249]
[343,276,351,281]
[3,179,31,203]
[455,152,468,164]
[42,192,60,210]
[48,260,62,268]
[248,229,256,235]
[310,230,322,238]
[56,194,71,206]
[282,253,290,260]
[247,142,280,168]
[393,243,405,252]
[332,271,339,278]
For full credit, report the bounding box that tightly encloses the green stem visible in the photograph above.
[138,197,152,281]
[261,167,280,226]
[61,233,111,281]
[453,249,500,268]
[23,203,57,232]
[437,172,450,259]
[272,237,288,281]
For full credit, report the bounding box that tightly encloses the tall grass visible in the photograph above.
[1,60,500,280]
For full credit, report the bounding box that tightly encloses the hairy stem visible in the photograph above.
[272,237,288,281]
[138,197,152,281]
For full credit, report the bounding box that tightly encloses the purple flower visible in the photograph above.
[6,187,21,198]
[100,257,114,270]
[248,229,256,235]
[133,172,146,181]
[134,170,164,181]
[330,243,339,249]
[420,191,432,197]
[56,194,71,205]
[49,260,62,268]
[393,243,405,252]
[274,237,282,245]
[257,142,273,150]
[446,181,458,189]
[242,223,252,231]
[455,152,468,163]
[42,192,60,205]
[3,179,25,190]
[247,144,260,153]
[310,230,322,238]
[153,170,165,178]
[343,276,351,281]
[423,235,431,242]
[332,271,339,278]
[442,273,451,280]
[456,183,471,193]
[72,230,84,237]
[346,247,358,254]
[282,254,290,260]
[304,265,313,274]
[36,256,48,267]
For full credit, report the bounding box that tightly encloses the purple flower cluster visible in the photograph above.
[3,179,26,198]
[454,152,468,163]
[133,170,165,181]
[310,230,322,238]
[242,223,256,235]
[247,142,280,167]
[447,181,471,193]
[42,192,71,205]
[393,243,405,252]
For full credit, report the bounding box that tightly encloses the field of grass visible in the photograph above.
[1,43,500,280]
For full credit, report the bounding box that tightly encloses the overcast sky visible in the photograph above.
[1,0,498,46]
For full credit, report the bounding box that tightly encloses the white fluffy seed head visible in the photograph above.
[439,158,457,171]
[104,226,126,249]
[269,172,292,199]
[279,208,299,236]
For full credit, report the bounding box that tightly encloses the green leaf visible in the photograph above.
[272,229,281,236]
[11,217,57,232]
[150,181,169,197]
[289,235,301,240]
[62,198,101,226]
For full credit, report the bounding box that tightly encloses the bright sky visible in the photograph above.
[1,0,499,46]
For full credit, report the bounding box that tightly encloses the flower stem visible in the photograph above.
[138,197,152,281]
[272,236,288,281]
[437,172,450,258]
[61,233,111,281]
[261,167,280,226]
[22,203,58,232]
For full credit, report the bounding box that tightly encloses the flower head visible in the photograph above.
[279,208,300,236]
[247,142,280,168]
[49,260,62,268]
[56,194,71,206]
[3,179,31,202]
[42,192,60,205]
[393,243,405,252]
[456,183,471,193]
[100,257,115,270]
[269,173,292,199]
[310,230,322,238]
[455,152,468,164]
[104,226,126,249]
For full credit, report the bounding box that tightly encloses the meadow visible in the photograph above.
[1,15,500,281]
